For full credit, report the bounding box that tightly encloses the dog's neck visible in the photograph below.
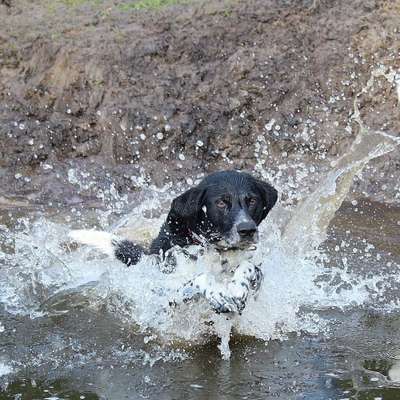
[218,248,255,273]
[176,243,256,274]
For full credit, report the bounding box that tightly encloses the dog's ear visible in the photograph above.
[170,187,205,220]
[255,179,278,222]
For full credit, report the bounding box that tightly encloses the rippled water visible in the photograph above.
[1,201,400,399]
[1,126,400,398]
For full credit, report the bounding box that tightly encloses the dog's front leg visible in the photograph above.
[180,274,241,314]
[178,263,263,314]
[225,262,264,314]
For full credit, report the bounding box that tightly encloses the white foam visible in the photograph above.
[0,362,13,377]
[69,230,117,256]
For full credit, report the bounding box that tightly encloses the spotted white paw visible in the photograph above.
[177,264,263,314]
[249,266,263,291]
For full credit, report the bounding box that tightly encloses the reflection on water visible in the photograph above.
[2,379,99,400]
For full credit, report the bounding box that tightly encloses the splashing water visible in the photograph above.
[1,67,400,359]
[282,126,400,257]
[1,124,399,360]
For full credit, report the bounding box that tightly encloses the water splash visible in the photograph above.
[282,71,400,257]
[282,127,400,257]
[1,72,400,359]
[1,132,400,359]
[0,362,13,377]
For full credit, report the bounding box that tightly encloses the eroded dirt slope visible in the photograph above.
[0,0,399,207]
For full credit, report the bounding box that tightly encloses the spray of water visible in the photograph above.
[1,69,400,359]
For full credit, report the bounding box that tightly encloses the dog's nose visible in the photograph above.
[237,221,257,238]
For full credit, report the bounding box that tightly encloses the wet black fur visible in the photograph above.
[113,240,144,266]
[114,170,278,266]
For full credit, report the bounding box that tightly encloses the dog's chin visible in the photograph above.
[214,238,258,251]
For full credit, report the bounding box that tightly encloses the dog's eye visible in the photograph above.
[216,199,227,209]
[248,198,257,207]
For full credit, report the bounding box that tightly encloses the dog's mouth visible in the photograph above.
[214,235,258,251]
[198,227,259,251]
[215,243,258,252]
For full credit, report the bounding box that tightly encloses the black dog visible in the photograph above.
[70,170,278,313]
[116,170,277,263]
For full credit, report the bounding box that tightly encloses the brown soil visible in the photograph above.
[0,0,399,207]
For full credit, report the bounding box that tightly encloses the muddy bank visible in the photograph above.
[0,0,399,206]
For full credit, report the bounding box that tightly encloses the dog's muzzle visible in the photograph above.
[236,221,257,240]
[234,217,258,247]
[216,222,259,250]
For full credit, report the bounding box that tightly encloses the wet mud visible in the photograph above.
[0,0,399,205]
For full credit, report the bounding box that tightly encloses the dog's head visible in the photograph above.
[169,170,278,250]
